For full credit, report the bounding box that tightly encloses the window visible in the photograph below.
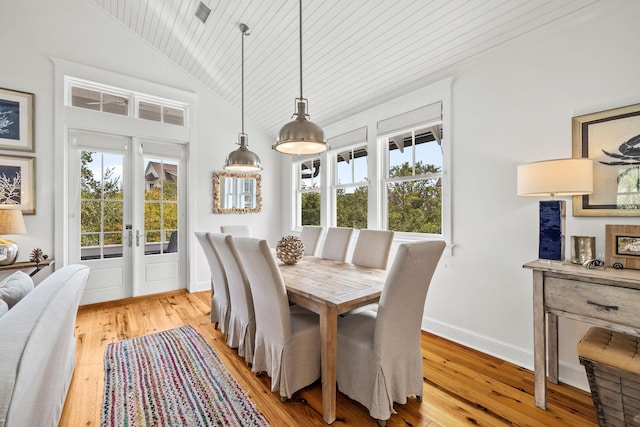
[382,125,443,234]
[334,145,368,228]
[296,158,321,226]
[144,158,179,254]
[67,78,186,126]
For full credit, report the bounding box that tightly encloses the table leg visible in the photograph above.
[547,313,559,384]
[319,305,338,424]
[532,270,547,409]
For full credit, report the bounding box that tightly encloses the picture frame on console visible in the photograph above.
[572,103,640,217]
[0,88,34,152]
[605,224,640,270]
[0,154,35,214]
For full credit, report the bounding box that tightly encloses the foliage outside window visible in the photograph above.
[384,125,443,234]
[335,145,368,229]
[297,158,321,226]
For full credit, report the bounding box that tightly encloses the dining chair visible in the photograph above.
[336,240,445,426]
[351,229,394,269]
[233,237,321,400]
[319,227,354,262]
[208,233,255,365]
[220,225,251,237]
[194,231,230,334]
[299,225,324,256]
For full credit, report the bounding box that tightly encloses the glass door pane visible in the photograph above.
[80,150,124,260]
[143,158,179,255]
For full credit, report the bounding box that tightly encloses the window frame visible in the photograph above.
[332,143,369,229]
[295,156,322,228]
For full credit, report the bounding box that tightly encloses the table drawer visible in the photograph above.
[545,277,640,327]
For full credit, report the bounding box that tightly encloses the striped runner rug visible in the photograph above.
[101,325,269,427]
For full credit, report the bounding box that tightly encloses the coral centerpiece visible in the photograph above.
[276,236,304,265]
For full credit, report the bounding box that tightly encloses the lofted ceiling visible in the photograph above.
[89,0,599,139]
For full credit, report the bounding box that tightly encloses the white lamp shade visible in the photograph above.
[517,158,594,197]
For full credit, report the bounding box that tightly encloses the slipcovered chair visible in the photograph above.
[299,225,324,256]
[319,227,354,262]
[351,229,395,269]
[234,237,321,400]
[209,233,255,365]
[336,240,446,426]
[194,231,230,333]
[220,225,251,237]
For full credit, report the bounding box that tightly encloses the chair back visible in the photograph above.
[195,231,227,295]
[234,238,291,345]
[351,229,394,269]
[220,225,251,237]
[208,233,254,327]
[374,240,445,356]
[320,227,354,262]
[299,226,324,256]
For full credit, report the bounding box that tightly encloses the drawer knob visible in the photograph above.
[587,299,619,311]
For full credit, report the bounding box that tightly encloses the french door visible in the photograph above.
[69,129,186,304]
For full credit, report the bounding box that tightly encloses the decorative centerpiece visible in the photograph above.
[276,235,304,265]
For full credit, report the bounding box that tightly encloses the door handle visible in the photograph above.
[127,229,133,247]
[136,230,144,247]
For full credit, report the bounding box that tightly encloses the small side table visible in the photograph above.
[0,259,55,277]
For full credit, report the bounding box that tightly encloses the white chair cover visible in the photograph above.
[209,233,255,364]
[351,229,395,269]
[234,237,321,399]
[299,225,324,256]
[319,227,354,262]
[220,225,251,237]
[336,240,445,422]
[194,231,230,334]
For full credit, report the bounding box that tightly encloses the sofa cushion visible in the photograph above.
[0,300,7,318]
[0,271,34,309]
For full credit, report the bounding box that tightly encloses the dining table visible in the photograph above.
[278,256,387,424]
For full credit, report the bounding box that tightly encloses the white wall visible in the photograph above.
[0,0,281,293]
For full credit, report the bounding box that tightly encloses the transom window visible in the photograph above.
[67,78,186,126]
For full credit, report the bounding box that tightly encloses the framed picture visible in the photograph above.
[0,155,35,214]
[605,224,640,269]
[572,103,640,216]
[0,88,34,152]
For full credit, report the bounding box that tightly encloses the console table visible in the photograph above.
[0,259,55,277]
[523,260,640,410]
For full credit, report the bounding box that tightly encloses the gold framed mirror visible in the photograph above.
[213,171,262,214]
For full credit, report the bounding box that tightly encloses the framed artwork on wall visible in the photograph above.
[0,154,35,214]
[605,224,640,269]
[572,103,640,216]
[0,88,34,152]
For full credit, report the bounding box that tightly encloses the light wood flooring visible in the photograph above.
[60,290,597,426]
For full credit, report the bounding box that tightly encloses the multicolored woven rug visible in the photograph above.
[101,325,269,427]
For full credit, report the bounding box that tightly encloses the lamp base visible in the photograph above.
[539,200,565,261]
[0,237,19,266]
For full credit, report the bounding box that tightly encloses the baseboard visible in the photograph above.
[422,316,589,391]
[190,280,211,293]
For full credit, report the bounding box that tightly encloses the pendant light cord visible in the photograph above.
[299,0,303,100]
[242,26,246,135]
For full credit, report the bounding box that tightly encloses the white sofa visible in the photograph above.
[0,264,90,427]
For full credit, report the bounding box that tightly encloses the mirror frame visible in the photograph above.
[213,171,262,214]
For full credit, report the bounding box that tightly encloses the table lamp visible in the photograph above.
[0,208,26,265]
[517,158,593,261]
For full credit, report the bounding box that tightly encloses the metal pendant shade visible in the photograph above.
[273,0,328,155]
[224,23,262,171]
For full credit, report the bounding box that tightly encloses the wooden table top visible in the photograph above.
[278,256,387,313]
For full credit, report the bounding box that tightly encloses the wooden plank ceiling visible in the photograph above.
[89,0,598,138]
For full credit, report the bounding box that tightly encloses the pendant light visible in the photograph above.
[272,0,328,155]
[224,23,262,171]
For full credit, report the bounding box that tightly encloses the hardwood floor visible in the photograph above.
[60,290,597,426]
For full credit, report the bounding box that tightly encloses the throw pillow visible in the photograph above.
[0,299,7,317]
[0,271,34,309]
